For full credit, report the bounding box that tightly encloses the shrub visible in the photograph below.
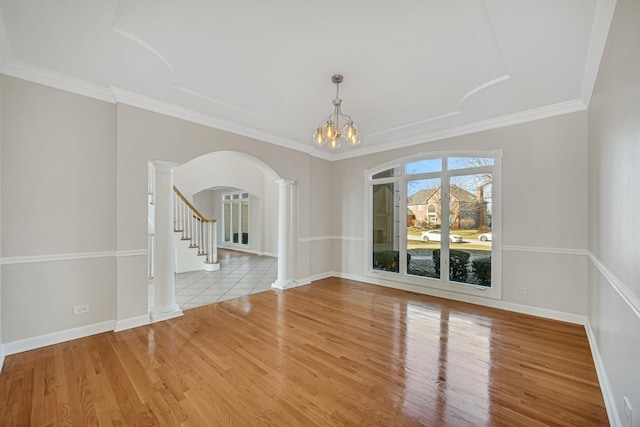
[460,217,475,229]
[373,251,411,273]
[433,249,470,282]
[472,257,491,286]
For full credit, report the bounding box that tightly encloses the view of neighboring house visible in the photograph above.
[407,185,490,229]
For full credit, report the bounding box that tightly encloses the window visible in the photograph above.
[368,152,501,299]
[222,191,250,246]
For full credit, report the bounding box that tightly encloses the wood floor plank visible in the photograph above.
[0,278,609,426]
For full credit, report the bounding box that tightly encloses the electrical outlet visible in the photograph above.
[73,304,90,315]
[516,287,528,294]
[624,396,632,426]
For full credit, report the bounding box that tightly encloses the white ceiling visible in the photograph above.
[0,0,616,160]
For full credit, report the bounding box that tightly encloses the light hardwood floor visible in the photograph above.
[0,278,608,426]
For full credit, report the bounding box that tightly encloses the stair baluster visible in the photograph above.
[172,186,219,270]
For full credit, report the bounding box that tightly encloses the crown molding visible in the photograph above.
[580,0,617,106]
[0,59,115,104]
[110,87,314,155]
[0,57,588,163]
[329,98,588,161]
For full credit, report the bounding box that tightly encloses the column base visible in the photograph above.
[150,304,183,323]
[204,262,220,271]
[271,279,297,290]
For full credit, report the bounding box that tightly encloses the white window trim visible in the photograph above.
[364,149,503,300]
[221,190,250,247]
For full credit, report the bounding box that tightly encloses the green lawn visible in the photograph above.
[407,240,490,251]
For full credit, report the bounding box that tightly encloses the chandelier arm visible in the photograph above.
[338,112,353,122]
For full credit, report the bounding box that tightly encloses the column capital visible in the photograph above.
[274,179,296,187]
[151,160,179,174]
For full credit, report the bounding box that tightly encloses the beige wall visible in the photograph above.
[0,77,319,345]
[309,156,334,277]
[1,75,117,342]
[193,189,216,219]
[115,104,313,321]
[587,0,640,423]
[332,111,589,315]
[0,72,3,363]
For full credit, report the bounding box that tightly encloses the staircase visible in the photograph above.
[148,182,220,278]
[173,186,220,272]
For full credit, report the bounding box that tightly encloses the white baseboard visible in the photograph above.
[114,314,150,332]
[3,320,115,356]
[218,245,277,257]
[312,271,586,325]
[585,319,620,427]
[150,309,183,323]
[271,278,311,290]
[310,271,335,282]
[0,345,5,374]
[295,277,311,287]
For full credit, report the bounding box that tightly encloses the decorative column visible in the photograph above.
[272,179,296,289]
[288,181,298,282]
[150,161,183,322]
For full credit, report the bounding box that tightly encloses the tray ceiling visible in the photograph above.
[0,0,616,159]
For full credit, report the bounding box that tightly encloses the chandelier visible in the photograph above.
[313,74,361,150]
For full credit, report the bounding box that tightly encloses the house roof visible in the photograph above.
[407,189,437,205]
[408,185,476,205]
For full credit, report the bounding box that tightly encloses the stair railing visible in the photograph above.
[173,186,218,265]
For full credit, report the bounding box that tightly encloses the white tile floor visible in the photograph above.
[149,254,278,311]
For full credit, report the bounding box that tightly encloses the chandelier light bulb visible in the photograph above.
[325,121,336,139]
[343,122,360,146]
[313,128,324,146]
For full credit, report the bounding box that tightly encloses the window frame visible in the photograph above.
[365,150,502,300]
[221,190,250,247]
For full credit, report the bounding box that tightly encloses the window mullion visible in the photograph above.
[399,178,408,275]
[441,174,451,282]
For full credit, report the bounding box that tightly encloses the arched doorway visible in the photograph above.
[148,151,296,320]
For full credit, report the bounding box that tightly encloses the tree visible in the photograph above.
[449,157,493,229]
